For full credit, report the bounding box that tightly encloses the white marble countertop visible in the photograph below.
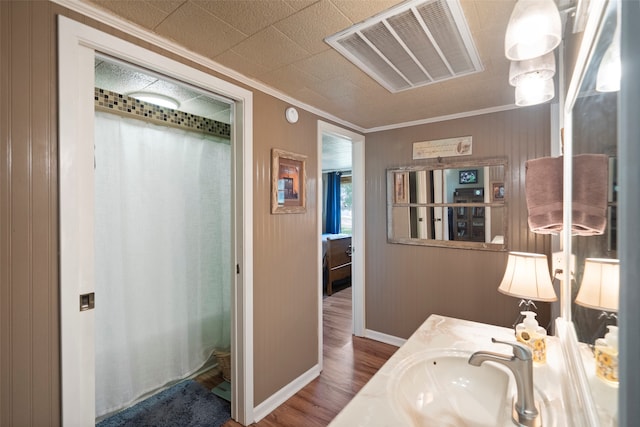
[329,314,568,427]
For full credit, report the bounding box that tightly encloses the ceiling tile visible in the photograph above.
[230,27,309,71]
[155,2,247,58]
[330,0,404,23]
[308,77,361,100]
[284,0,321,12]
[293,49,363,82]
[145,1,185,15]
[261,65,321,93]
[274,1,352,54]
[194,0,296,36]
[214,50,271,78]
[94,61,157,94]
[88,0,171,29]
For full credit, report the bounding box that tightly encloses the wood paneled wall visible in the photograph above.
[364,106,553,339]
[0,2,324,423]
[251,91,319,405]
[1,2,60,426]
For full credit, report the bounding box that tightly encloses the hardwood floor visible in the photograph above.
[221,287,398,427]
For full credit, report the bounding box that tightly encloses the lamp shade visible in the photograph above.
[509,52,556,86]
[575,258,620,311]
[504,0,562,61]
[596,29,621,93]
[498,252,557,301]
[515,77,554,106]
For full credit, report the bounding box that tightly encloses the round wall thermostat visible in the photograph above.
[285,107,299,124]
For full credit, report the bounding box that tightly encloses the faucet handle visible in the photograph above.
[491,338,532,361]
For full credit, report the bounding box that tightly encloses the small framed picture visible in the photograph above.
[271,148,307,214]
[394,172,409,204]
[491,181,505,201]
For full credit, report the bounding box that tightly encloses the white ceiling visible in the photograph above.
[82,0,545,130]
[84,0,577,170]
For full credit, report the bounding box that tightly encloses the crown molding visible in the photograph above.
[364,103,521,133]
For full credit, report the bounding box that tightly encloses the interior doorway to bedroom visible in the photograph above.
[317,121,365,371]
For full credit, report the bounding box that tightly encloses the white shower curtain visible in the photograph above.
[94,111,231,418]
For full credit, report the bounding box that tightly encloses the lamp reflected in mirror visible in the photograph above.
[575,258,619,327]
[575,258,620,385]
[596,28,621,93]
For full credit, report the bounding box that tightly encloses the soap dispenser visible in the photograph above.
[594,325,619,384]
[515,311,547,364]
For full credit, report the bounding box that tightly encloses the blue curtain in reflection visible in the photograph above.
[326,172,341,234]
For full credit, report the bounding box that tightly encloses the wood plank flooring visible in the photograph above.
[220,287,398,427]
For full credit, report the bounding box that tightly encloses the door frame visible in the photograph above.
[317,121,365,368]
[58,16,254,425]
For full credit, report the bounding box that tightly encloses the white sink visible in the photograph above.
[388,349,514,427]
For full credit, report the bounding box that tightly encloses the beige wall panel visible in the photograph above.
[365,106,552,339]
[252,91,319,405]
[1,2,60,426]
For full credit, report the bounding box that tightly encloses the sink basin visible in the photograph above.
[388,349,514,427]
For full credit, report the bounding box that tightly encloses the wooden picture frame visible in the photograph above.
[271,148,307,214]
[394,172,409,204]
[491,181,505,201]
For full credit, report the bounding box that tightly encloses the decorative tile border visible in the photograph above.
[94,88,231,139]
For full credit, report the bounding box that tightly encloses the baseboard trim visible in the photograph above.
[364,329,407,347]
[252,364,321,423]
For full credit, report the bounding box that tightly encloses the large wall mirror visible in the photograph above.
[387,158,507,250]
[565,0,619,421]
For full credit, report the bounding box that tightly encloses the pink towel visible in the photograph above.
[525,154,608,235]
[525,156,563,234]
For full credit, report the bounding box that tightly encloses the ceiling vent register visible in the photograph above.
[326,0,483,93]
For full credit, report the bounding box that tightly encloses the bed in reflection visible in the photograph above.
[322,233,352,296]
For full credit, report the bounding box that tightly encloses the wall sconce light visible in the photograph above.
[509,51,556,86]
[504,0,562,61]
[498,251,558,325]
[596,29,621,93]
[515,78,555,106]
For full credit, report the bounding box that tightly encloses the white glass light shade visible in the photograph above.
[509,52,556,86]
[515,78,554,106]
[128,92,180,109]
[498,252,557,301]
[596,30,621,93]
[505,0,562,61]
[575,258,620,311]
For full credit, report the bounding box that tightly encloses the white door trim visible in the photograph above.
[58,16,254,425]
[317,121,366,369]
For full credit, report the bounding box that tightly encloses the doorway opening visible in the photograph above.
[93,55,235,422]
[317,121,365,370]
[58,16,254,426]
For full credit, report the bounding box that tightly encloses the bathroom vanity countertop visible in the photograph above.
[329,314,567,427]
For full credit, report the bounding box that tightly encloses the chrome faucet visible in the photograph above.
[468,338,541,427]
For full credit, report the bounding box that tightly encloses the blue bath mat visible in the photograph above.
[97,380,231,427]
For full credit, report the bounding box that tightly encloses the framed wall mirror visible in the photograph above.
[387,158,507,250]
[563,0,620,422]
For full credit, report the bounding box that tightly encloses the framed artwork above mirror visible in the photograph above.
[387,158,507,250]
